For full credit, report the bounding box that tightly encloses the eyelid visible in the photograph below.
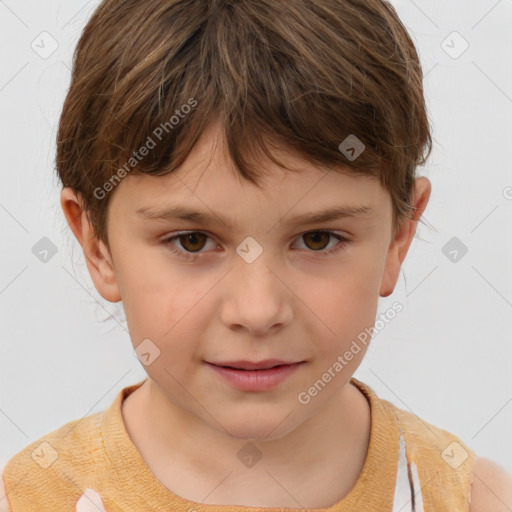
[160,229,349,245]
[161,229,351,261]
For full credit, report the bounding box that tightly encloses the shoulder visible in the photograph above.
[2,412,105,509]
[382,397,476,460]
[469,456,512,512]
[0,467,11,512]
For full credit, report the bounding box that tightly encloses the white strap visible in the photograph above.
[391,432,425,512]
[410,461,425,512]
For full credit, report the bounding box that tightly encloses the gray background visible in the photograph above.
[1,0,511,476]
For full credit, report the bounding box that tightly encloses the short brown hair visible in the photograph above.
[56,0,432,248]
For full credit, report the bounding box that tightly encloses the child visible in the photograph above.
[2,0,511,510]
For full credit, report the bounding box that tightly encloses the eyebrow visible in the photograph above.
[136,204,374,230]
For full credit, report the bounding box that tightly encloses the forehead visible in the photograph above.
[109,123,389,224]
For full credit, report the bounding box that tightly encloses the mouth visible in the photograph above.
[205,360,306,391]
[207,359,304,371]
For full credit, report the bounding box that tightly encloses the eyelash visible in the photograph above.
[161,230,350,261]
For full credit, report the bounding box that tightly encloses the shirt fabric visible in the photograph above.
[2,377,476,511]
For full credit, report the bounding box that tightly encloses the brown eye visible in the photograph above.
[162,231,217,261]
[163,229,348,262]
[178,232,208,252]
[302,231,331,251]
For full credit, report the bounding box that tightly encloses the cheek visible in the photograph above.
[116,253,211,348]
[296,255,382,354]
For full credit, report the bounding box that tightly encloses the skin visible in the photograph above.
[60,122,432,507]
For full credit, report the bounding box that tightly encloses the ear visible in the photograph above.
[379,177,432,298]
[60,187,121,303]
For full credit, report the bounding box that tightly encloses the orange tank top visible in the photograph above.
[2,377,476,511]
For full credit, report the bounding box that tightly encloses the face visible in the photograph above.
[63,122,429,440]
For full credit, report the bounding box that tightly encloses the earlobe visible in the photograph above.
[379,253,400,298]
[379,177,432,298]
[84,233,122,303]
[60,187,122,303]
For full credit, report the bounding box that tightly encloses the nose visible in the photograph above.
[220,255,293,336]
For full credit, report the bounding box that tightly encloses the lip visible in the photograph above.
[205,361,305,392]
[209,359,298,370]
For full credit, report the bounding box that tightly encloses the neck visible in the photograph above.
[122,377,371,507]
